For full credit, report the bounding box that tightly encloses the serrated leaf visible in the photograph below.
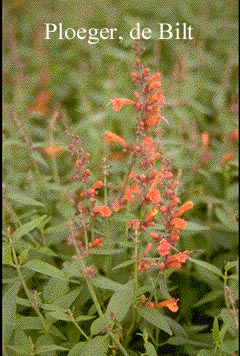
[12,215,48,240]
[137,307,173,335]
[144,342,158,356]
[3,282,21,344]
[36,345,69,353]
[7,190,44,207]
[25,259,65,280]
[189,258,223,277]
[112,260,135,270]
[92,275,123,291]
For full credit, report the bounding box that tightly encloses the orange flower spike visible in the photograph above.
[143,136,155,154]
[170,217,187,229]
[157,239,172,256]
[155,298,179,312]
[145,301,155,308]
[111,97,135,112]
[145,207,158,222]
[175,201,194,217]
[104,131,128,147]
[228,129,239,142]
[93,205,112,217]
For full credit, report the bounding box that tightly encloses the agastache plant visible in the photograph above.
[66,40,194,353]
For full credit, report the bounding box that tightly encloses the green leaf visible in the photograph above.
[68,342,87,356]
[212,317,221,344]
[106,280,134,322]
[92,275,123,291]
[3,282,20,344]
[79,336,109,356]
[218,338,238,354]
[47,311,71,321]
[196,350,214,356]
[35,345,69,353]
[184,221,210,232]
[75,315,96,322]
[189,258,223,277]
[90,316,106,336]
[167,336,188,345]
[15,316,43,330]
[112,260,135,270]
[193,289,223,307]
[144,342,158,356]
[89,248,123,255]
[136,307,173,335]
[2,241,13,265]
[25,259,65,280]
[12,215,48,240]
[7,190,44,207]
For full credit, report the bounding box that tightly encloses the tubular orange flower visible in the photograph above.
[228,129,239,142]
[93,205,112,217]
[104,131,128,147]
[148,72,161,82]
[43,145,63,157]
[146,188,161,204]
[155,298,179,312]
[148,92,166,105]
[111,97,135,112]
[143,136,155,154]
[201,131,210,148]
[145,114,162,127]
[220,152,233,167]
[170,217,187,229]
[145,207,158,222]
[157,238,172,256]
[148,82,162,91]
[175,201,194,217]
[91,180,104,190]
[163,250,190,270]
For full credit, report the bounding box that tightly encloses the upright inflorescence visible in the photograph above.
[103,40,194,311]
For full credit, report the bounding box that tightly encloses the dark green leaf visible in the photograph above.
[25,259,65,279]
[12,215,48,240]
[3,282,21,344]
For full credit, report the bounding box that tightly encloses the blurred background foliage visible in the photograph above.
[3,0,238,355]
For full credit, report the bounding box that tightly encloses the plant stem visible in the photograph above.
[68,309,90,340]
[9,237,48,332]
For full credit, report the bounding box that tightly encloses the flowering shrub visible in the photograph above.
[3,39,238,356]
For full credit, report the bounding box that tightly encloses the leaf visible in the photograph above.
[80,336,109,356]
[106,280,134,322]
[144,342,158,356]
[15,316,43,330]
[35,345,69,353]
[3,282,21,344]
[2,241,13,265]
[75,315,96,322]
[90,316,106,336]
[48,311,71,321]
[167,336,188,345]
[112,260,135,270]
[212,317,221,344]
[92,275,123,291]
[12,215,48,240]
[89,248,123,255]
[136,307,173,335]
[25,259,65,280]
[193,289,223,307]
[184,221,210,232]
[7,190,44,207]
[196,350,214,356]
[189,258,223,277]
[67,342,87,356]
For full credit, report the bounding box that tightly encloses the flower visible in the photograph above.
[175,201,194,217]
[201,131,210,148]
[220,152,233,167]
[111,97,135,112]
[146,188,161,204]
[155,298,179,312]
[162,251,190,270]
[43,145,63,156]
[104,131,128,147]
[145,114,162,127]
[170,217,187,229]
[145,207,158,222]
[148,92,166,105]
[93,205,112,217]
[157,238,172,256]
